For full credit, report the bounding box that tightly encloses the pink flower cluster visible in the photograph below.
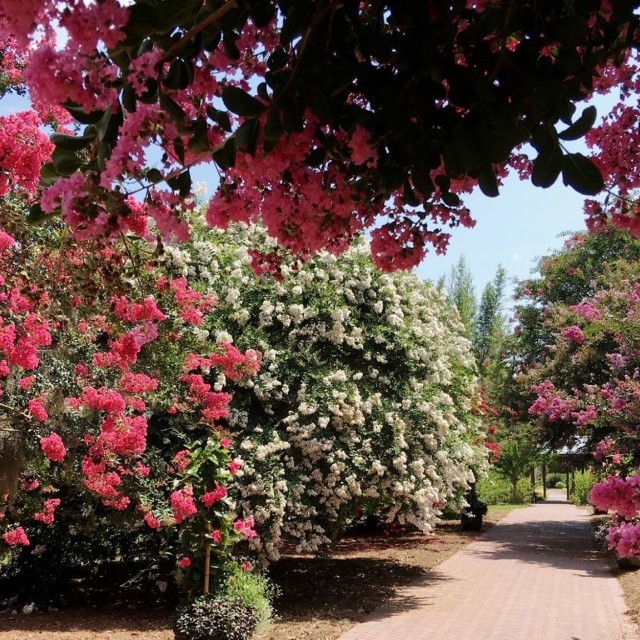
[590,473,640,520]
[529,381,577,422]
[201,484,227,507]
[209,343,262,381]
[606,521,640,559]
[169,278,217,326]
[170,486,198,523]
[0,110,53,197]
[233,515,257,540]
[34,498,61,525]
[40,433,66,463]
[2,526,29,546]
[561,325,585,344]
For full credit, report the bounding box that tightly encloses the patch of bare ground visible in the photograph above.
[0,510,510,640]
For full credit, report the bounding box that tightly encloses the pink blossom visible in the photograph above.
[34,498,61,525]
[144,513,162,529]
[562,325,585,344]
[173,450,191,472]
[28,398,47,421]
[201,484,228,507]
[178,557,191,568]
[40,433,66,463]
[18,375,35,390]
[170,486,197,522]
[233,515,257,540]
[2,526,29,546]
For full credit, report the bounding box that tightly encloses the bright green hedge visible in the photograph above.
[477,471,533,505]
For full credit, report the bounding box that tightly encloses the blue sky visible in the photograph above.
[415,174,588,296]
[416,90,618,298]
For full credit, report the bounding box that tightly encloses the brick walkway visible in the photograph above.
[338,493,638,640]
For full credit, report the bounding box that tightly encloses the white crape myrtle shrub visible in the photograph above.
[160,221,489,559]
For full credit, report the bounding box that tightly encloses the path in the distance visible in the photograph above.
[338,491,637,640]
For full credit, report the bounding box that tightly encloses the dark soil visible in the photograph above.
[0,510,510,640]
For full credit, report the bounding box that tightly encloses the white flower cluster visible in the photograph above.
[164,222,488,559]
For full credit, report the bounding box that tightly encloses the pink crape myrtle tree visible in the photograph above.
[0,1,639,271]
[0,215,261,597]
[511,226,640,560]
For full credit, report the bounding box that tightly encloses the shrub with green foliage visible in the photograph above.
[224,563,277,636]
[570,471,595,506]
[174,595,260,640]
[477,471,532,505]
[545,473,565,489]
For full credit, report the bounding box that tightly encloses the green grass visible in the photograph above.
[488,504,529,511]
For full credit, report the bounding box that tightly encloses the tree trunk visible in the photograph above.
[0,430,23,497]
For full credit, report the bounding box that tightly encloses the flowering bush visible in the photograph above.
[512,225,640,559]
[158,221,489,557]
[0,220,259,596]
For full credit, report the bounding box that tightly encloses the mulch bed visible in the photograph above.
[0,510,510,640]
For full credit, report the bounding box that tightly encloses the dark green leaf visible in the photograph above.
[51,131,97,151]
[52,148,84,176]
[478,167,499,197]
[234,119,260,156]
[378,161,406,192]
[159,92,188,133]
[402,181,420,207]
[434,174,450,193]
[94,107,123,144]
[146,168,164,183]
[26,202,49,225]
[173,137,185,164]
[442,191,461,207]
[531,125,557,154]
[177,170,192,197]
[96,142,112,171]
[264,108,284,141]
[531,144,564,188]
[257,82,270,103]
[558,106,597,141]
[222,86,264,117]
[122,85,137,113]
[39,163,59,188]
[163,58,195,91]
[411,167,434,197]
[280,4,312,46]
[222,34,240,60]
[188,117,210,154]
[62,102,105,125]
[267,48,289,71]
[281,99,303,132]
[561,153,604,195]
[213,138,236,170]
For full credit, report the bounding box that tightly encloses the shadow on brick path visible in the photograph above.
[338,499,638,640]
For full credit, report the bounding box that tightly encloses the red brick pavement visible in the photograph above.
[338,494,638,640]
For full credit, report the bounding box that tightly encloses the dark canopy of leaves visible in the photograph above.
[45,0,639,226]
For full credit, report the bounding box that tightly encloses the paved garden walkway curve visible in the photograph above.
[338,492,638,640]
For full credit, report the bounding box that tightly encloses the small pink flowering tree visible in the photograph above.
[0,1,639,269]
[509,225,640,559]
[0,220,259,597]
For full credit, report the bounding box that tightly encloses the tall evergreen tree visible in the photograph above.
[445,257,477,337]
[473,265,507,368]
